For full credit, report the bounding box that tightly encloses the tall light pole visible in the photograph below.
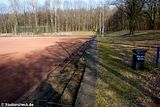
[102,3,105,37]
[99,7,102,35]
[102,0,105,37]
[54,7,57,33]
[99,0,105,37]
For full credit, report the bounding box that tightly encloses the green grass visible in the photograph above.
[96,31,160,107]
[70,31,96,35]
[105,31,160,43]
[123,33,160,41]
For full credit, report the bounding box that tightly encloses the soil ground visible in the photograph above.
[0,36,89,102]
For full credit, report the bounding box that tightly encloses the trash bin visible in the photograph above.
[132,48,147,70]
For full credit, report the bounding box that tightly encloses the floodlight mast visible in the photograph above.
[99,0,105,37]
[99,7,102,36]
[102,2,105,37]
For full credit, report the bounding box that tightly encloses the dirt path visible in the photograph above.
[76,37,97,107]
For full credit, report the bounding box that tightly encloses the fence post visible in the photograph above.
[155,47,160,67]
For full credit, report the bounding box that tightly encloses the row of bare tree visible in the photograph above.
[0,0,106,34]
[0,0,159,35]
[106,0,160,34]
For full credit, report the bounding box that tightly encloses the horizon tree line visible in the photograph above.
[0,0,106,34]
[0,0,159,35]
[106,0,160,35]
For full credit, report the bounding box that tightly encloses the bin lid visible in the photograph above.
[132,48,147,53]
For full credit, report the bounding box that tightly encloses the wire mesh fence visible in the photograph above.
[145,47,159,69]
[111,42,160,70]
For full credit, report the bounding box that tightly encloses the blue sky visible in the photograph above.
[0,0,115,11]
[0,0,108,6]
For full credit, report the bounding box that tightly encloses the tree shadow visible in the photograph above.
[97,56,160,105]
[0,38,86,103]
[32,82,61,107]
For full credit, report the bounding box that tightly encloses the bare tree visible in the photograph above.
[0,0,159,34]
[113,0,145,35]
[9,0,19,34]
[63,0,70,32]
[54,0,61,32]
[47,0,54,33]
[28,0,38,34]
[144,0,159,29]
[22,0,27,33]
[0,3,9,34]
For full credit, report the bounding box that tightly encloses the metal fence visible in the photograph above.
[144,46,160,69]
[112,43,160,70]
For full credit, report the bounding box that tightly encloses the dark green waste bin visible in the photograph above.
[132,48,147,70]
